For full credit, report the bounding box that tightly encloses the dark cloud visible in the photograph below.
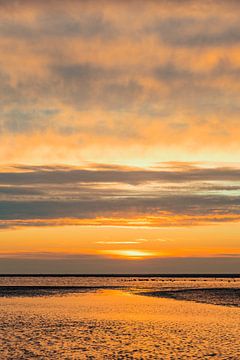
[150,17,240,47]
[0,165,239,185]
[0,163,239,226]
[153,60,240,117]
[54,63,112,81]
[0,13,115,40]
[0,186,43,196]
[0,193,239,221]
[52,64,143,112]
[51,63,125,110]
[99,80,143,111]
[154,60,240,82]
[2,108,59,134]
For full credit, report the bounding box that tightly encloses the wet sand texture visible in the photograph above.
[140,288,240,307]
[0,290,239,359]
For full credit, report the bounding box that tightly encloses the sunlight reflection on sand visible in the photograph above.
[0,290,239,359]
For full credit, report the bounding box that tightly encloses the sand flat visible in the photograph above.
[0,290,239,359]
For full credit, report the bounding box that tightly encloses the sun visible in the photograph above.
[100,249,157,259]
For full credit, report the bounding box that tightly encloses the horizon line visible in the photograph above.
[0,273,239,278]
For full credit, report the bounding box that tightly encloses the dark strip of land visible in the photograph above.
[0,274,239,278]
[139,288,240,307]
[0,285,122,297]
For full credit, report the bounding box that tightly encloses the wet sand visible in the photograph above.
[139,288,240,307]
[0,285,239,307]
[0,285,121,297]
[0,290,239,359]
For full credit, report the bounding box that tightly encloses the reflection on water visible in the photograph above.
[0,289,239,359]
[0,275,239,290]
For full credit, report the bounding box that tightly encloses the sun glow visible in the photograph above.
[100,250,159,259]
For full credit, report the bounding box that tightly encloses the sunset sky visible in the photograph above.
[0,0,240,273]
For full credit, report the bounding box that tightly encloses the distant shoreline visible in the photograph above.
[0,274,239,278]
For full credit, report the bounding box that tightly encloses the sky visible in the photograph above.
[0,0,240,273]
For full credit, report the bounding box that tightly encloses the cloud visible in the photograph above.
[1,1,240,162]
[0,10,116,40]
[149,16,240,47]
[154,60,240,82]
[50,63,143,112]
[0,255,239,274]
[0,194,239,220]
[0,163,239,227]
[0,164,239,185]
[0,186,43,195]
[2,108,59,134]
[96,241,143,244]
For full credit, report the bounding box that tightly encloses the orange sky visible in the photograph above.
[0,0,239,273]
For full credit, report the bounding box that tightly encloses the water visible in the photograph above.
[0,275,239,290]
[0,276,239,359]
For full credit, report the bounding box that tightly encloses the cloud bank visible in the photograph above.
[0,163,239,228]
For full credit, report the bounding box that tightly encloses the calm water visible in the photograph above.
[1,275,239,290]
[0,277,239,359]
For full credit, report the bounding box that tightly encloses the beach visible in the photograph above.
[0,276,239,359]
